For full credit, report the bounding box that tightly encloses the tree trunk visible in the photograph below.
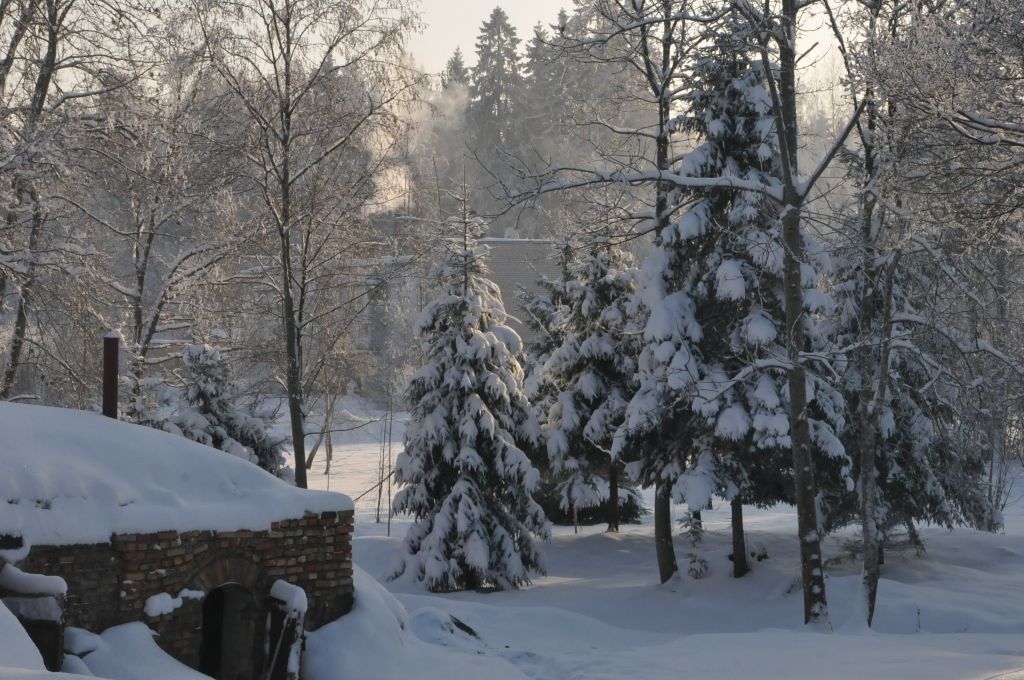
[731,497,749,578]
[607,461,620,532]
[778,0,829,625]
[284,311,307,489]
[279,197,308,488]
[861,257,898,627]
[654,482,677,583]
[0,286,31,398]
[859,432,880,625]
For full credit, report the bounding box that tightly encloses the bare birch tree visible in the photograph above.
[192,0,418,487]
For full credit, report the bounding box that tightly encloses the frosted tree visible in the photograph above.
[468,7,524,151]
[194,0,418,488]
[615,25,849,581]
[819,0,1016,625]
[441,48,470,90]
[466,6,529,235]
[543,243,643,532]
[519,242,574,414]
[0,0,156,401]
[392,193,548,592]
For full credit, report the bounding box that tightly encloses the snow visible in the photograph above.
[143,589,203,618]
[79,624,209,680]
[5,401,1024,679]
[138,595,173,620]
[287,416,1024,680]
[715,259,746,300]
[303,567,527,680]
[2,596,62,622]
[269,580,307,617]
[0,564,67,596]
[64,628,102,657]
[0,671,94,680]
[0,402,351,560]
[0,600,45,672]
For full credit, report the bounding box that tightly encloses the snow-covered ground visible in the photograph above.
[287,405,1024,680]
[5,401,1023,678]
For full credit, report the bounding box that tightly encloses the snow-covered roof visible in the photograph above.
[0,403,352,560]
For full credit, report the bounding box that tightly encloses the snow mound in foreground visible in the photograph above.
[0,599,45,672]
[0,402,351,559]
[0,600,94,679]
[77,623,208,680]
[303,567,528,680]
[0,671,95,680]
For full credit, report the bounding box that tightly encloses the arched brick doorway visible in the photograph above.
[198,583,261,680]
[189,557,265,679]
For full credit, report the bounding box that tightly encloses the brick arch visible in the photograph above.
[189,554,264,594]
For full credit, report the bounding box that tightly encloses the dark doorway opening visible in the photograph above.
[198,583,262,680]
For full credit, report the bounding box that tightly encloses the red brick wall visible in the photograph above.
[17,509,353,669]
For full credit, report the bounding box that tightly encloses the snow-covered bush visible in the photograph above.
[128,344,285,475]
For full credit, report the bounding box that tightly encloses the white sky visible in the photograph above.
[407,0,567,75]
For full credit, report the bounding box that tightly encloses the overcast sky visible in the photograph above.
[407,1,567,75]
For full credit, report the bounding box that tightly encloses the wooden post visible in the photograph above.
[102,332,119,419]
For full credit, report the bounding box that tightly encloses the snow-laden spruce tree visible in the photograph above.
[469,6,524,152]
[392,198,548,592]
[519,242,575,421]
[615,27,850,576]
[542,243,644,532]
[129,344,285,475]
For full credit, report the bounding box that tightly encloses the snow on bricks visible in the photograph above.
[0,403,355,677]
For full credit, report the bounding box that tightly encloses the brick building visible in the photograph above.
[0,403,354,679]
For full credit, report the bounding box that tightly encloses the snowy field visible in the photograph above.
[283,405,1024,680]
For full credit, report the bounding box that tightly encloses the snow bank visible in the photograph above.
[0,671,96,679]
[0,564,67,596]
[0,403,351,560]
[81,623,209,680]
[269,580,307,617]
[0,600,45,671]
[0,601,90,680]
[552,629,1024,680]
[303,567,528,680]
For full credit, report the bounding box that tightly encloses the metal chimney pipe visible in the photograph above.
[102,332,119,419]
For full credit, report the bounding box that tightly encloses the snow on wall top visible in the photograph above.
[0,403,352,560]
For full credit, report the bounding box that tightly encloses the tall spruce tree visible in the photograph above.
[469,7,524,151]
[542,243,644,532]
[615,28,850,576]
[442,48,470,90]
[392,191,548,592]
[519,242,574,414]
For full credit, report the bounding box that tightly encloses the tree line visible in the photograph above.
[393,0,1024,631]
